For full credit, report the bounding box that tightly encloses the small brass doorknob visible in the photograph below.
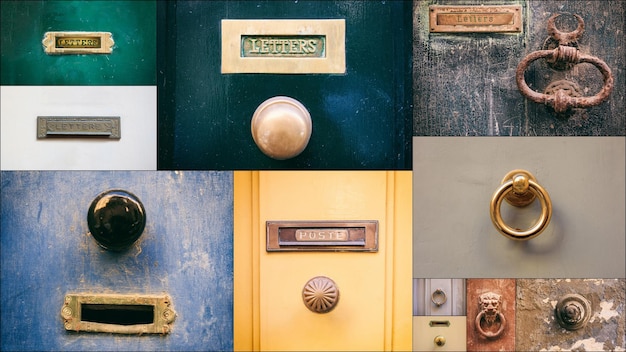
[434,335,446,347]
[251,96,312,160]
[302,276,339,313]
[87,189,146,251]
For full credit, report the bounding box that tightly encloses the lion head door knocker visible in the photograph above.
[475,292,506,339]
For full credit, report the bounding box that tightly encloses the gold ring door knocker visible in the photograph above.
[490,169,552,241]
[431,289,447,307]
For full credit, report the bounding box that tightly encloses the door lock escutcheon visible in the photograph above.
[490,169,552,241]
[516,13,614,115]
[87,189,146,251]
[555,294,591,330]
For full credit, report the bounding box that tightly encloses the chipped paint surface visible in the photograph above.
[517,279,625,351]
[0,171,234,351]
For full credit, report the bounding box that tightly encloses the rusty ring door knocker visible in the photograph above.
[490,170,552,241]
[475,292,506,339]
[516,14,614,114]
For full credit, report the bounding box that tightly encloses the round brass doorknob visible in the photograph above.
[251,96,312,160]
[87,189,146,251]
[302,276,339,313]
[434,335,446,347]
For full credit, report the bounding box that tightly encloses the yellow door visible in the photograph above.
[234,171,412,351]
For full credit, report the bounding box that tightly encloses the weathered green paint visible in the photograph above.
[1,0,156,85]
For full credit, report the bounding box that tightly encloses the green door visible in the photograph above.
[1,0,155,85]
[157,0,412,169]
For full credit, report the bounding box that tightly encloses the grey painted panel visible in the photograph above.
[0,171,233,351]
[413,137,625,278]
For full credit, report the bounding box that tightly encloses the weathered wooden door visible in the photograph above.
[0,171,233,351]
[413,0,624,136]
[157,1,412,169]
[234,171,412,350]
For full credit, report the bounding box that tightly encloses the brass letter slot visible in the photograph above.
[43,31,114,54]
[61,293,176,334]
[267,221,378,252]
[222,19,345,74]
[37,116,121,139]
[429,5,522,33]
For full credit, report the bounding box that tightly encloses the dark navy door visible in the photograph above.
[157,0,412,169]
[1,171,233,351]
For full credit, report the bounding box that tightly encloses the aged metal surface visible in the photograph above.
[37,116,121,139]
[221,19,345,74]
[61,293,176,334]
[42,31,114,54]
[414,0,625,136]
[467,279,516,351]
[516,14,614,115]
[429,5,522,33]
[302,276,339,314]
[266,220,378,252]
[490,169,552,241]
[516,279,625,351]
[555,293,592,331]
[474,292,506,339]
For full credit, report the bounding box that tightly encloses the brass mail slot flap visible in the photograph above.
[61,293,176,334]
[221,19,346,74]
[429,5,522,33]
[43,31,114,54]
[37,116,120,139]
[267,220,378,252]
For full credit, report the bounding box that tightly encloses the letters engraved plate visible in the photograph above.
[267,221,378,252]
[429,5,522,33]
[42,32,114,54]
[222,19,345,74]
[37,116,120,139]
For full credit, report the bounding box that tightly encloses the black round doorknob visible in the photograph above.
[87,190,146,251]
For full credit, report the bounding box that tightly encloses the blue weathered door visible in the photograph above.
[1,171,233,351]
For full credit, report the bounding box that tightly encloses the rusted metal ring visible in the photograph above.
[516,46,614,113]
[547,13,584,45]
[475,311,506,339]
[431,288,447,307]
